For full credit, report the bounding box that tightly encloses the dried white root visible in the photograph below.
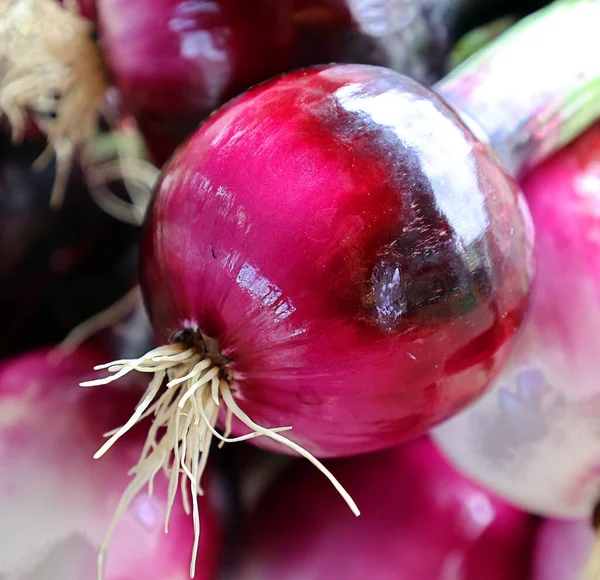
[49,285,143,360]
[82,123,159,225]
[81,342,360,579]
[0,0,108,206]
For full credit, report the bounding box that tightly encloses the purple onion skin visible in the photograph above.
[0,136,138,359]
[97,0,519,166]
[240,438,537,580]
[141,64,534,458]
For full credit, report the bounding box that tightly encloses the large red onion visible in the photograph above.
[136,64,532,458]
[0,342,224,579]
[83,63,533,536]
[240,438,537,579]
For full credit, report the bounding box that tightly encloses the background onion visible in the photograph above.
[533,519,595,580]
[433,121,600,518]
[238,437,537,580]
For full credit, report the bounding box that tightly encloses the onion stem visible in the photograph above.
[436,0,600,179]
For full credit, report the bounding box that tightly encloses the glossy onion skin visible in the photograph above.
[141,64,534,458]
[0,343,223,579]
[98,0,294,165]
[433,123,600,518]
[239,438,536,580]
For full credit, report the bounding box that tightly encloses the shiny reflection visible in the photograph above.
[332,80,488,247]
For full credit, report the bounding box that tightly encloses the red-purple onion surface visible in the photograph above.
[140,64,533,458]
[240,438,536,580]
[533,519,595,580]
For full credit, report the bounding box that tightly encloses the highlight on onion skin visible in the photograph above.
[433,121,600,520]
[0,134,137,359]
[533,519,595,580]
[239,437,537,580]
[0,343,224,579]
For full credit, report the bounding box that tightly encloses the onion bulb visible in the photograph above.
[240,437,537,580]
[84,62,534,571]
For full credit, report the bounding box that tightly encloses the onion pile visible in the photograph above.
[4,0,600,578]
[83,0,600,573]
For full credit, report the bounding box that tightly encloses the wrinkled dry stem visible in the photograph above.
[81,342,359,579]
[0,0,108,206]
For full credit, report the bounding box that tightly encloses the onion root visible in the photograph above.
[81,341,360,579]
[0,0,108,206]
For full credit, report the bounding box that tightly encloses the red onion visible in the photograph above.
[84,2,600,570]
[533,519,595,580]
[134,63,532,454]
[83,63,533,547]
[96,0,486,165]
[240,438,537,579]
[0,342,224,578]
[0,135,137,359]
